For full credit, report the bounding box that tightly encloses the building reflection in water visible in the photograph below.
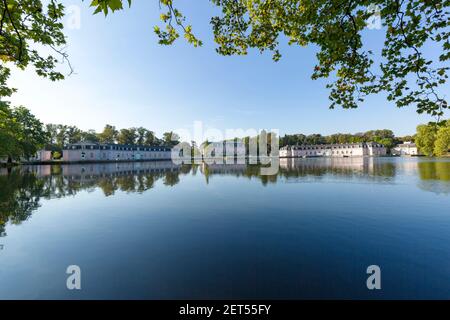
[416,161,450,194]
[279,157,396,181]
[1,158,449,237]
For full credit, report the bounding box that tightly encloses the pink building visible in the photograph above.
[63,141,172,162]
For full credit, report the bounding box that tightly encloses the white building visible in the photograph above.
[63,141,172,162]
[392,142,420,156]
[27,150,53,162]
[1,150,52,163]
[279,142,386,158]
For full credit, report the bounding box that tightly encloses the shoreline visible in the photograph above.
[0,154,399,167]
[3,154,445,168]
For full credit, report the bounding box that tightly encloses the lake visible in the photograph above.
[0,157,449,299]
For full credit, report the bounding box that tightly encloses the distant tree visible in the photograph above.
[0,102,48,162]
[52,151,62,159]
[45,124,59,146]
[0,101,20,161]
[45,124,82,148]
[55,124,68,147]
[163,131,180,146]
[80,129,99,143]
[295,134,307,145]
[396,135,416,143]
[283,129,397,147]
[370,130,395,150]
[117,128,137,145]
[144,130,156,146]
[98,124,118,144]
[11,107,48,159]
[434,121,450,156]
[136,127,148,145]
[416,123,438,156]
[305,134,325,145]
[66,126,83,144]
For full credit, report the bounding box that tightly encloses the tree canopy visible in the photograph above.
[1,0,448,118]
[0,102,48,161]
[0,0,68,97]
[415,120,450,156]
[279,129,398,149]
[44,123,170,148]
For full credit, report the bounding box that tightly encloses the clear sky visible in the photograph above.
[8,1,448,141]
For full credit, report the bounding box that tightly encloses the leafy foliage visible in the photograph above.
[414,120,450,156]
[149,0,450,118]
[98,124,118,144]
[117,127,137,145]
[0,0,68,96]
[1,0,449,118]
[434,122,450,156]
[45,123,168,148]
[163,131,180,146]
[279,129,397,149]
[0,102,48,161]
[415,122,438,156]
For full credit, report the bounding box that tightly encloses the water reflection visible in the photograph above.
[417,161,450,194]
[279,157,397,182]
[1,158,449,237]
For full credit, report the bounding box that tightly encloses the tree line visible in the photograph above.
[0,102,48,163]
[1,103,180,163]
[45,124,180,150]
[2,159,449,235]
[1,103,448,164]
[279,130,414,150]
[415,120,450,156]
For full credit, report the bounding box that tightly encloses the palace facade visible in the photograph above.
[63,141,172,162]
[279,142,386,158]
[391,142,420,156]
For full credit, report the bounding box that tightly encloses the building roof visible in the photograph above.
[396,143,417,148]
[280,142,385,150]
[65,141,172,150]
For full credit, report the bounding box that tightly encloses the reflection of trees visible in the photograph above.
[199,158,398,186]
[242,165,278,186]
[1,159,448,235]
[164,171,180,186]
[417,161,450,194]
[418,162,450,181]
[0,164,184,236]
[278,158,396,182]
[0,170,45,235]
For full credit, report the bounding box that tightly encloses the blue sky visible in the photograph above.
[9,1,448,141]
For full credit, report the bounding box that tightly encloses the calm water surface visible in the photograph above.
[0,157,449,299]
